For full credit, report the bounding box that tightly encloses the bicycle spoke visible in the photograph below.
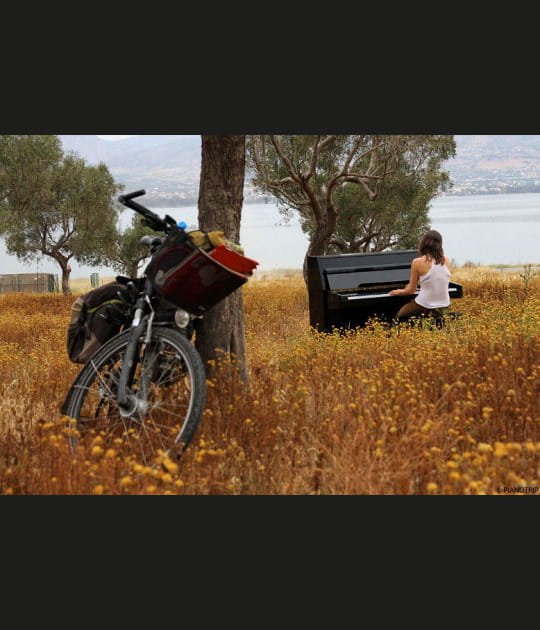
[67,328,205,462]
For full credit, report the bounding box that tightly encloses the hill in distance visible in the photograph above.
[59,134,540,199]
[59,135,202,203]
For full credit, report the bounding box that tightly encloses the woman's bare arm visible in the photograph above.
[389,259,421,296]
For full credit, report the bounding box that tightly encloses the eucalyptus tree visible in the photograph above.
[247,135,455,280]
[325,153,453,253]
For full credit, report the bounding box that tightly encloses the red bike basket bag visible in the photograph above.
[147,229,257,315]
[209,244,259,275]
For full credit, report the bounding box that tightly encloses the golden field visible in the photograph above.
[0,265,539,495]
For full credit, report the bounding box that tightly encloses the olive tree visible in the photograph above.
[0,135,121,294]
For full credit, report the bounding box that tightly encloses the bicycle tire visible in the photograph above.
[62,327,206,462]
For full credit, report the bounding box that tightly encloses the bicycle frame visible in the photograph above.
[116,281,153,411]
[114,190,183,414]
[61,189,228,459]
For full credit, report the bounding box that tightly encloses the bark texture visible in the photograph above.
[195,135,248,381]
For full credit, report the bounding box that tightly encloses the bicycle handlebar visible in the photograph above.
[118,189,177,233]
[119,189,147,202]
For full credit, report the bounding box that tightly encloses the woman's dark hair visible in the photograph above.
[418,230,445,265]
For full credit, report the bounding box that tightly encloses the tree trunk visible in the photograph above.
[195,135,248,381]
[49,254,71,295]
[61,263,71,295]
[302,204,338,284]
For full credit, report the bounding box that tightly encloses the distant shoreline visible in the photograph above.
[142,188,540,208]
[68,264,539,285]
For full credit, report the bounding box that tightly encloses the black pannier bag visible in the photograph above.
[67,282,130,364]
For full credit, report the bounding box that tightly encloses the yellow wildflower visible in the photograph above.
[477,443,493,453]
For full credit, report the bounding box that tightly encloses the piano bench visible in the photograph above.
[402,311,463,330]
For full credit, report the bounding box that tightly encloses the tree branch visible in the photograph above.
[353,234,376,252]
[305,135,337,181]
[272,136,326,224]
[270,136,303,185]
[328,236,349,253]
[326,138,388,206]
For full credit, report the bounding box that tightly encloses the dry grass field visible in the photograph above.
[0,265,539,495]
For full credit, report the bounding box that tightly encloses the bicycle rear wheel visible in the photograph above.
[62,327,206,463]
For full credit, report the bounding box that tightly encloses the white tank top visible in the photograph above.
[415,260,451,309]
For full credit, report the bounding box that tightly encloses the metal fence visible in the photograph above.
[0,273,59,294]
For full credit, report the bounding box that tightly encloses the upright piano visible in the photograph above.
[307,250,463,333]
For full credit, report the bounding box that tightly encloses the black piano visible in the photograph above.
[307,250,463,333]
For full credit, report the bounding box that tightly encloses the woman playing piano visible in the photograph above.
[389,230,451,322]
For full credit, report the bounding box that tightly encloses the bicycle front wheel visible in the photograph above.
[62,327,206,463]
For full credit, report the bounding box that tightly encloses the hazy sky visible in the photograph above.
[97,136,136,141]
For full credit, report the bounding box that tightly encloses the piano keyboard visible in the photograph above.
[344,287,460,301]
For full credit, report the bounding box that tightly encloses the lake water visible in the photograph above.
[429,193,540,267]
[2,192,540,278]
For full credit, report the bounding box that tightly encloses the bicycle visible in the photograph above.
[61,189,253,463]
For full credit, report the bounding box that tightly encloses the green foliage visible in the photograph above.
[0,135,122,290]
[113,215,162,278]
[246,135,456,269]
[326,159,452,253]
[248,135,375,221]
